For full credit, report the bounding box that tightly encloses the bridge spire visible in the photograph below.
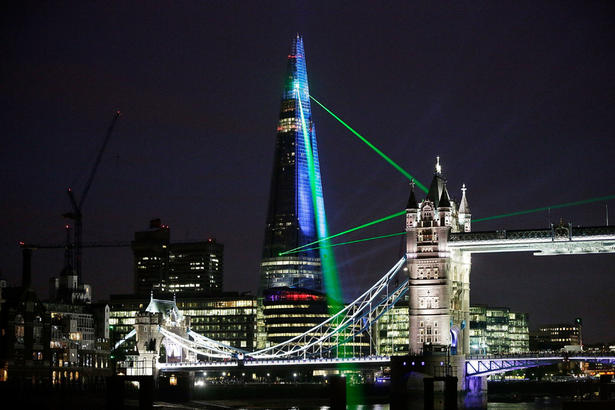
[406,179,418,210]
[426,156,446,207]
[459,184,470,215]
[459,183,471,232]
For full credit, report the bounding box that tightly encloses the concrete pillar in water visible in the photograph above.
[466,376,487,393]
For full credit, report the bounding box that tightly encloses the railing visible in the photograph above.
[450,225,615,243]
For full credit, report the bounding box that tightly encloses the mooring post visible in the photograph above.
[423,377,434,410]
[600,374,612,401]
[329,375,346,410]
[444,375,458,409]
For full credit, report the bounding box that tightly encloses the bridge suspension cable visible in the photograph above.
[246,256,407,359]
[187,330,248,355]
[149,257,408,361]
[113,329,136,350]
[159,328,242,359]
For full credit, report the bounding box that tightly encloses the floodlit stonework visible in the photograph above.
[406,157,472,356]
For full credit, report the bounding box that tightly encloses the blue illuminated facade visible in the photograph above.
[259,35,326,292]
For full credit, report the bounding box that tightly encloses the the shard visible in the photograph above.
[259,35,327,293]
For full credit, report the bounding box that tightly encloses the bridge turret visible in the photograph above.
[458,184,471,232]
[437,183,453,228]
[406,157,471,363]
[405,180,419,230]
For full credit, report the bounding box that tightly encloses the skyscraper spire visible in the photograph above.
[259,35,326,293]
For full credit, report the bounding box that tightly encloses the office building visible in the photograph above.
[261,287,329,346]
[160,240,223,295]
[530,319,582,351]
[132,219,224,296]
[469,305,529,354]
[109,292,257,353]
[375,299,409,356]
[132,219,170,295]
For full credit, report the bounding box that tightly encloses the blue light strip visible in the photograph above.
[291,37,316,242]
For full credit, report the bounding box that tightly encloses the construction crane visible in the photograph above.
[63,110,121,283]
[18,231,130,288]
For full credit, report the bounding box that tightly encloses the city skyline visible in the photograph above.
[1,2,614,343]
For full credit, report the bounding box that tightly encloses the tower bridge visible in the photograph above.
[114,35,615,393]
[116,158,615,389]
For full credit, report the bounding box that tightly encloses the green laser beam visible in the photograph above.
[278,210,406,256]
[297,88,344,315]
[285,231,407,254]
[309,94,428,193]
[283,194,615,254]
[473,194,615,222]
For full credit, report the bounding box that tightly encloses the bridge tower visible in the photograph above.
[406,157,472,357]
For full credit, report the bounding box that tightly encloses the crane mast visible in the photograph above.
[63,110,121,283]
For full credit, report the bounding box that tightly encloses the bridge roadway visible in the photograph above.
[465,352,615,377]
[448,225,615,255]
[158,352,615,377]
[158,355,391,372]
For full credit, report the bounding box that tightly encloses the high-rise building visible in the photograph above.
[259,34,327,293]
[157,240,224,295]
[132,219,170,295]
[132,219,224,296]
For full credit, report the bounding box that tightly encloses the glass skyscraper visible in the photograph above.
[259,35,326,293]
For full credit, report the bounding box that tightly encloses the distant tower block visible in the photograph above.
[406,157,471,356]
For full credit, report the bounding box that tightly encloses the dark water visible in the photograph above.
[186,395,566,409]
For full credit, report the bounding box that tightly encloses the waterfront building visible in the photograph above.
[374,299,409,356]
[261,287,329,346]
[529,319,582,351]
[132,219,224,296]
[508,311,530,353]
[44,301,110,384]
[109,292,257,353]
[259,34,326,293]
[0,285,110,386]
[469,305,529,354]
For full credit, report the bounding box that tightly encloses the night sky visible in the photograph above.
[2,2,614,343]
